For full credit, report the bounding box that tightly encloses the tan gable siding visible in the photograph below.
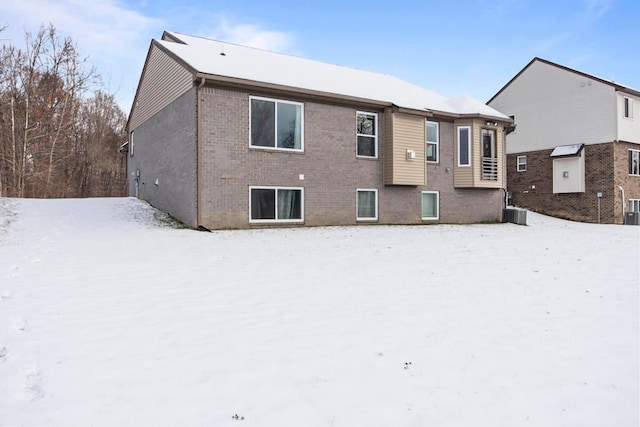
[129,45,193,130]
[384,112,425,186]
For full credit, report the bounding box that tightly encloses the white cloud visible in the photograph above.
[0,3,296,111]
[0,0,163,110]
[583,0,613,21]
[207,18,295,53]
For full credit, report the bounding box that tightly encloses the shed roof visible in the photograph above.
[550,144,584,157]
[157,31,508,119]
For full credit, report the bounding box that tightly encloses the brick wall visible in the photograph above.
[614,141,640,222]
[128,88,198,226]
[199,87,503,229]
[507,142,624,223]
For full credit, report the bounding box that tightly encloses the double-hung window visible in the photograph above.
[250,96,303,151]
[421,191,439,220]
[517,155,527,172]
[356,189,378,220]
[457,126,471,167]
[250,187,303,222]
[624,97,634,119]
[629,149,640,176]
[630,199,640,213]
[426,121,439,163]
[356,112,377,158]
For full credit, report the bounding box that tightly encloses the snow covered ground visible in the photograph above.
[0,197,638,426]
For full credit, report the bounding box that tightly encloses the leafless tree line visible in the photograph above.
[0,24,127,198]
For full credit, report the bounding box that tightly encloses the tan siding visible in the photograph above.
[386,113,425,185]
[476,120,504,189]
[383,109,394,185]
[454,119,506,189]
[130,46,193,130]
[454,120,474,187]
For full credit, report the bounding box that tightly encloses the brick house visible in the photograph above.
[126,31,511,230]
[488,57,640,224]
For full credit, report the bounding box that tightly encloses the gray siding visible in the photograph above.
[129,45,193,131]
[617,92,640,143]
[128,88,198,226]
[489,60,618,154]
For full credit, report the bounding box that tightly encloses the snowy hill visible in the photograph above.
[0,197,638,426]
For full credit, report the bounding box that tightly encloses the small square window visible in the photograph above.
[356,189,378,220]
[356,112,378,158]
[421,191,439,220]
[517,155,527,172]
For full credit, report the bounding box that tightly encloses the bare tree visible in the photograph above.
[0,24,126,198]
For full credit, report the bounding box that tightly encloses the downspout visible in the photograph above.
[619,185,625,223]
[196,77,206,228]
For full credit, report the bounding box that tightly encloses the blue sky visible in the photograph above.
[1,0,638,112]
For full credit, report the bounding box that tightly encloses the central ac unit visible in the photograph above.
[502,208,527,225]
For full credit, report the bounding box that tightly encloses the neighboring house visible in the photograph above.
[488,57,640,224]
[126,31,511,230]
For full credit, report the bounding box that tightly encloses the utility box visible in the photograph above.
[502,208,527,225]
[624,212,639,225]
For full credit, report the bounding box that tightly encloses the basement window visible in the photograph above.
[357,189,378,220]
[250,187,303,222]
[421,191,439,220]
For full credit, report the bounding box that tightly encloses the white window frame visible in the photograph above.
[517,155,527,172]
[457,126,472,167]
[426,121,439,163]
[630,199,640,213]
[249,186,304,223]
[623,96,634,119]
[421,191,440,220]
[129,131,134,157]
[630,149,640,176]
[249,96,304,152]
[356,111,378,159]
[356,188,378,221]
